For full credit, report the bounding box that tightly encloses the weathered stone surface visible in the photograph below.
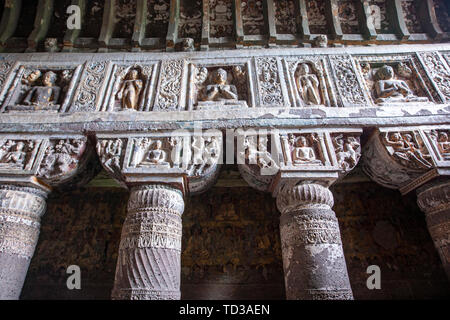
[276,182,353,300]
[0,185,48,300]
[111,184,184,300]
[417,178,450,280]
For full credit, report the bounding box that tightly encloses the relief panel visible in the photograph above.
[284,57,335,107]
[102,63,157,112]
[1,63,84,113]
[356,55,436,105]
[188,62,250,110]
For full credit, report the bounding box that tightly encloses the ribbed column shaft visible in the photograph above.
[0,185,48,300]
[417,179,450,280]
[276,183,353,300]
[112,184,185,300]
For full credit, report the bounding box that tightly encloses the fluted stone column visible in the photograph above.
[276,183,353,300]
[0,185,48,300]
[417,178,450,280]
[111,184,185,300]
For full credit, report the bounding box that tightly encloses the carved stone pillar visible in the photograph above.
[111,184,185,300]
[0,185,48,300]
[276,182,353,300]
[417,179,450,279]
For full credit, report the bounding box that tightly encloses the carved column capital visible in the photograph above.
[417,178,450,215]
[276,182,334,214]
[362,126,450,194]
[96,130,223,195]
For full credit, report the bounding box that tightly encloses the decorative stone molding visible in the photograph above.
[112,184,184,300]
[70,61,111,112]
[0,185,48,299]
[416,178,450,279]
[418,51,450,102]
[276,182,353,300]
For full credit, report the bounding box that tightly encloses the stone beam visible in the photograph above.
[166,0,180,51]
[233,0,244,47]
[326,0,343,40]
[98,0,115,48]
[388,0,410,40]
[26,0,54,52]
[418,0,444,40]
[295,0,310,40]
[0,0,22,47]
[63,0,86,51]
[132,0,147,49]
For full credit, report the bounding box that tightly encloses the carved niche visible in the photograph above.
[1,64,83,113]
[356,56,435,106]
[285,58,335,107]
[188,63,250,109]
[425,129,450,166]
[102,64,155,112]
[383,131,433,170]
[0,139,42,172]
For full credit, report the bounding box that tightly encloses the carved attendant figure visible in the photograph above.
[375,65,426,104]
[116,69,143,110]
[296,63,321,105]
[23,71,61,107]
[3,142,26,165]
[385,132,432,168]
[292,136,321,164]
[437,132,450,158]
[205,68,238,101]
